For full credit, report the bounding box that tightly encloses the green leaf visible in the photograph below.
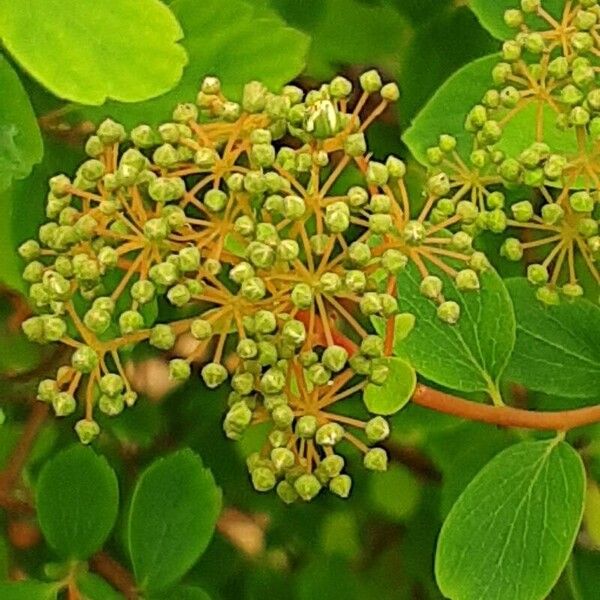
[0,581,59,600]
[368,464,422,522]
[363,357,416,415]
[0,56,43,191]
[393,263,515,397]
[436,439,586,600]
[287,0,409,79]
[505,278,600,399]
[76,572,122,600]
[78,0,309,128]
[469,0,565,40]
[36,445,119,560]
[0,0,187,105]
[150,585,212,600]
[127,448,222,593]
[402,54,499,164]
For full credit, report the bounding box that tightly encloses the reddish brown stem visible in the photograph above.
[412,384,600,431]
[90,552,138,600]
[0,403,49,496]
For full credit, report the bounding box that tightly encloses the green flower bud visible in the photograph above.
[572,31,594,53]
[437,300,460,324]
[250,466,275,492]
[364,447,388,471]
[231,372,254,396]
[99,394,124,416]
[23,261,44,283]
[527,263,549,285]
[562,283,584,298]
[294,473,321,501]
[344,270,367,293]
[360,335,384,359]
[130,124,156,148]
[37,379,58,403]
[501,238,523,261]
[84,135,103,157]
[272,404,294,429]
[271,447,295,472]
[201,362,228,389]
[247,241,275,268]
[242,81,268,112]
[149,324,176,350]
[307,363,331,386]
[99,374,124,397]
[570,191,594,213]
[325,202,350,233]
[149,261,179,286]
[329,474,352,498]
[74,419,100,444]
[344,132,367,156]
[53,392,76,417]
[277,480,299,503]
[359,69,382,92]
[83,308,111,334]
[277,239,300,262]
[18,239,41,262]
[366,161,389,186]
[456,269,480,291]
[241,276,266,300]
[536,285,560,305]
[321,345,349,373]
[347,186,369,209]
[315,422,344,446]
[511,200,534,222]
[360,292,383,316]
[149,176,186,203]
[169,358,191,382]
[365,416,390,443]
[167,283,191,307]
[578,217,598,238]
[281,319,306,346]
[369,213,392,234]
[290,283,313,309]
[349,354,371,375]
[143,217,169,241]
[369,358,389,385]
[381,82,400,101]
[96,118,126,144]
[260,368,286,395]
[130,280,155,304]
[71,345,98,373]
[418,275,442,299]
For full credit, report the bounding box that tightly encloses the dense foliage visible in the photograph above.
[0,1,599,599]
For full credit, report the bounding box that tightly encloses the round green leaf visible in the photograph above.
[127,448,222,593]
[0,0,187,104]
[0,55,43,191]
[505,278,600,399]
[36,445,119,560]
[436,439,586,600]
[393,262,516,397]
[78,0,309,128]
[363,357,416,416]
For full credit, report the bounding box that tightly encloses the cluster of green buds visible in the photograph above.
[20,70,457,500]
[420,0,600,303]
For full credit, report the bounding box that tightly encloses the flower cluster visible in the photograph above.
[19,70,486,501]
[422,0,600,303]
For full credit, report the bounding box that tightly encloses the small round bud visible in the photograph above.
[360,335,384,358]
[277,480,299,504]
[329,474,352,498]
[167,284,191,307]
[365,417,390,443]
[315,422,344,446]
[96,118,126,144]
[281,319,306,346]
[321,345,349,373]
[99,394,124,416]
[381,82,400,101]
[359,69,382,93]
[169,358,191,382]
[364,447,388,471]
[511,200,534,222]
[251,467,276,492]
[131,280,155,304]
[501,238,523,261]
[437,301,460,324]
[527,264,549,285]
[119,310,144,334]
[570,191,594,213]
[455,269,480,291]
[74,419,100,445]
[71,346,98,373]
[100,374,125,397]
[294,473,322,501]
[420,275,443,299]
[149,324,176,350]
[344,133,367,156]
[52,392,76,417]
[201,362,228,389]
[272,404,294,429]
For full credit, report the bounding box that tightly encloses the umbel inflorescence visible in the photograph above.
[421,0,600,304]
[18,70,490,502]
